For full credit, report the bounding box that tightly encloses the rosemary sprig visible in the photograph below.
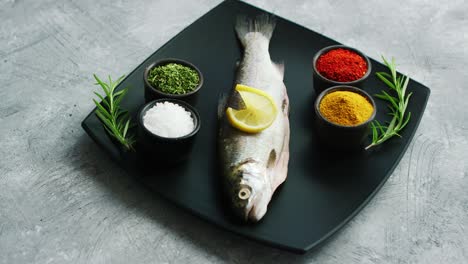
[93,74,135,151]
[365,57,412,150]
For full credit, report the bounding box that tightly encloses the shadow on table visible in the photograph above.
[71,134,342,263]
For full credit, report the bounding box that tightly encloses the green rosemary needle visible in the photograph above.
[365,56,412,150]
[93,74,135,151]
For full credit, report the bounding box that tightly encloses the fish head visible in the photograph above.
[229,159,272,222]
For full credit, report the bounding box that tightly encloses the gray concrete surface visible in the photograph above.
[1,0,467,263]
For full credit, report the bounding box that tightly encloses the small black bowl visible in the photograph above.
[312,45,372,94]
[314,85,376,150]
[137,98,201,164]
[143,58,204,104]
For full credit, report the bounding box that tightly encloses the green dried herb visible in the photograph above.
[147,63,200,95]
[365,56,412,150]
[93,74,135,151]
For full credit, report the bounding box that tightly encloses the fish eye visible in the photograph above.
[238,187,251,200]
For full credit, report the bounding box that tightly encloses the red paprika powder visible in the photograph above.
[316,48,367,82]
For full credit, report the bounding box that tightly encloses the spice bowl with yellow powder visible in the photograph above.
[314,85,376,150]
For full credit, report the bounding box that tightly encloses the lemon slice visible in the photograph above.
[226,84,278,133]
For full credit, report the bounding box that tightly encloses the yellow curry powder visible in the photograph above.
[319,91,373,126]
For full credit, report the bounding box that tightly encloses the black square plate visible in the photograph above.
[82,0,430,253]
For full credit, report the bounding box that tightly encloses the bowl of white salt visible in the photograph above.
[137,98,200,163]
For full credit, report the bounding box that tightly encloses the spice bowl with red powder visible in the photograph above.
[312,45,372,93]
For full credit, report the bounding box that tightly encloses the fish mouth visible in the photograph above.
[236,186,255,221]
[246,204,257,221]
[241,189,267,222]
[246,202,267,222]
[233,159,269,222]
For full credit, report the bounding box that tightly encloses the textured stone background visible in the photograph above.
[1,0,467,263]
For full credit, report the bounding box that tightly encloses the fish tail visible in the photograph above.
[235,14,276,47]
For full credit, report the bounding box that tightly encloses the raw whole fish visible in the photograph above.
[218,15,290,222]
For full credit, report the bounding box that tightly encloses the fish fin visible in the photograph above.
[218,85,248,121]
[270,149,289,193]
[235,14,276,47]
[218,91,228,120]
[266,150,277,169]
[228,89,246,110]
[282,89,290,116]
[273,61,285,79]
[270,116,290,193]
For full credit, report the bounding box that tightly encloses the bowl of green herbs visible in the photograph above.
[144,58,203,104]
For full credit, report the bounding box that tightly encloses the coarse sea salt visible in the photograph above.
[143,102,195,138]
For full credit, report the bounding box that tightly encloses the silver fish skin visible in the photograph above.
[218,15,290,222]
